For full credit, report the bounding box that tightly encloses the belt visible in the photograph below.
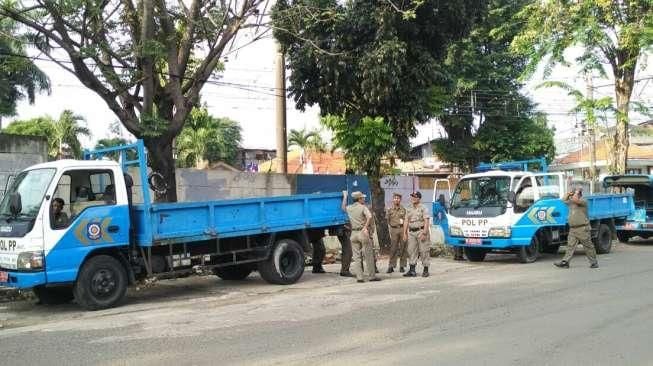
[351,227,363,231]
[408,227,424,232]
[569,223,589,229]
[389,225,402,228]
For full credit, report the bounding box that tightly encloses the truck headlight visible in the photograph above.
[17,251,44,270]
[488,226,511,238]
[449,226,463,237]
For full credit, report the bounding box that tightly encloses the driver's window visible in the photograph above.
[515,178,535,213]
[50,170,115,229]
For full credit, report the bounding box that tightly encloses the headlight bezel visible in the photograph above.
[488,226,512,238]
[16,251,44,270]
[449,225,463,237]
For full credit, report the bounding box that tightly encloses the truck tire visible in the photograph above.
[33,285,74,305]
[616,231,630,243]
[464,247,487,262]
[517,236,539,263]
[214,265,253,280]
[595,224,612,254]
[258,238,305,285]
[73,255,128,311]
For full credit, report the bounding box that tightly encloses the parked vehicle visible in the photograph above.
[0,140,349,310]
[604,175,653,242]
[438,160,634,263]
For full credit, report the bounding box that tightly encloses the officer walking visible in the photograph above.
[386,193,407,273]
[554,187,599,268]
[403,191,432,277]
[342,191,381,283]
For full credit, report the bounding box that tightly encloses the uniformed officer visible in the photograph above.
[403,191,432,277]
[386,193,407,273]
[342,191,381,283]
[554,188,598,268]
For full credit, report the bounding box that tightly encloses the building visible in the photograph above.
[0,134,48,198]
[259,150,346,174]
[236,148,276,172]
[550,141,653,179]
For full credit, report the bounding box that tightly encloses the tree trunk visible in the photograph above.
[368,166,390,254]
[144,137,178,202]
[610,71,635,174]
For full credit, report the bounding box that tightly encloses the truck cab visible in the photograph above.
[604,175,653,242]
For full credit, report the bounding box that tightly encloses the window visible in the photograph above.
[50,169,115,229]
[514,177,535,213]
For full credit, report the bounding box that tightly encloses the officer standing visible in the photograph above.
[554,188,599,268]
[403,191,432,277]
[386,193,407,273]
[342,191,381,283]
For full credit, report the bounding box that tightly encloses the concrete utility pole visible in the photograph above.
[586,72,597,193]
[275,43,288,174]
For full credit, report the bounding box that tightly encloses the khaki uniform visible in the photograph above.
[405,203,431,266]
[562,198,597,264]
[346,202,376,280]
[386,205,407,269]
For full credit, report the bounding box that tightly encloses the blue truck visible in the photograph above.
[437,163,634,263]
[0,140,349,310]
[603,174,653,242]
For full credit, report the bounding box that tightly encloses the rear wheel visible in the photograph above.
[33,286,74,305]
[616,231,630,244]
[213,265,253,280]
[464,247,487,262]
[595,224,612,254]
[258,238,305,285]
[73,255,127,311]
[517,236,540,263]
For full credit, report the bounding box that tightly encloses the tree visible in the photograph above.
[95,137,135,161]
[273,0,485,247]
[431,0,555,170]
[288,128,326,169]
[0,17,50,123]
[511,0,653,174]
[0,0,266,201]
[176,107,242,168]
[3,110,90,159]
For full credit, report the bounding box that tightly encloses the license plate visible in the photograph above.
[625,223,637,229]
[465,238,482,245]
[0,271,7,283]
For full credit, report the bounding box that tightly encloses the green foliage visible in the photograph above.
[321,115,394,176]
[288,128,326,153]
[3,110,90,159]
[176,107,242,168]
[95,137,136,161]
[0,16,50,117]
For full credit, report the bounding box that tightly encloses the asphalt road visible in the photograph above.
[2,240,653,366]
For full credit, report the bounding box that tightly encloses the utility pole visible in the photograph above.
[275,43,288,174]
[586,72,596,193]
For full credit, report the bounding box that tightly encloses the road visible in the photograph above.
[2,241,653,366]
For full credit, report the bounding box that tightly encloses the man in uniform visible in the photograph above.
[342,191,381,283]
[555,188,598,268]
[403,191,432,277]
[51,198,69,229]
[386,193,407,273]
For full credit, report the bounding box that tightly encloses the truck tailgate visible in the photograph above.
[588,194,634,220]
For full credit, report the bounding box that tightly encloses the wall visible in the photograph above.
[0,134,48,197]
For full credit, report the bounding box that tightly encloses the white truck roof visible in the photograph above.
[25,159,120,171]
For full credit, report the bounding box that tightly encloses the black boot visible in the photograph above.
[403,265,417,277]
[386,267,394,274]
[554,260,569,268]
[399,266,405,273]
[422,266,429,277]
[312,265,326,273]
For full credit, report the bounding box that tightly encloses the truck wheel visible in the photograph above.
[213,265,253,280]
[595,224,612,254]
[258,238,305,285]
[464,247,487,262]
[73,255,128,311]
[517,236,540,263]
[616,231,630,243]
[33,286,74,305]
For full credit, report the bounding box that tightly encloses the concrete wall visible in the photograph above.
[0,134,48,197]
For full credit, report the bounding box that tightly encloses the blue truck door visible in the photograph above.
[43,167,130,283]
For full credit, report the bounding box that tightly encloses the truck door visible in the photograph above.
[532,173,566,200]
[43,167,130,283]
[513,176,539,214]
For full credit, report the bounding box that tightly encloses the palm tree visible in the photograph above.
[0,17,50,126]
[288,128,327,168]
[51,110,91,159]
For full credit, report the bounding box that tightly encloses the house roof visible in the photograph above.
[553,141,653,165]
[259,150,346,174]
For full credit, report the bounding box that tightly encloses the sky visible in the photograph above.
[9,34,653,156]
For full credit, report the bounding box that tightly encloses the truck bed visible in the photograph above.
[586,193,634,220]
[132,192,347,246]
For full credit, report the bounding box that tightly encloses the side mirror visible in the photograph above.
[9,193,22,216]
[507,191,516,204]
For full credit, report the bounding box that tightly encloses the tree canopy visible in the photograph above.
[511,0,653,173]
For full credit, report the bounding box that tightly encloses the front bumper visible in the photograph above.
[447,236,532,249]
[0,270,46,289]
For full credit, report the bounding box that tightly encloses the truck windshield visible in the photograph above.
[0,168,56,220]
[450,176,511,216]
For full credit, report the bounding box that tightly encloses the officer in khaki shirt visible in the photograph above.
[342,191,381,283]
[555,187,598,268]
[386,193,407,273]
[403,191,432,277]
